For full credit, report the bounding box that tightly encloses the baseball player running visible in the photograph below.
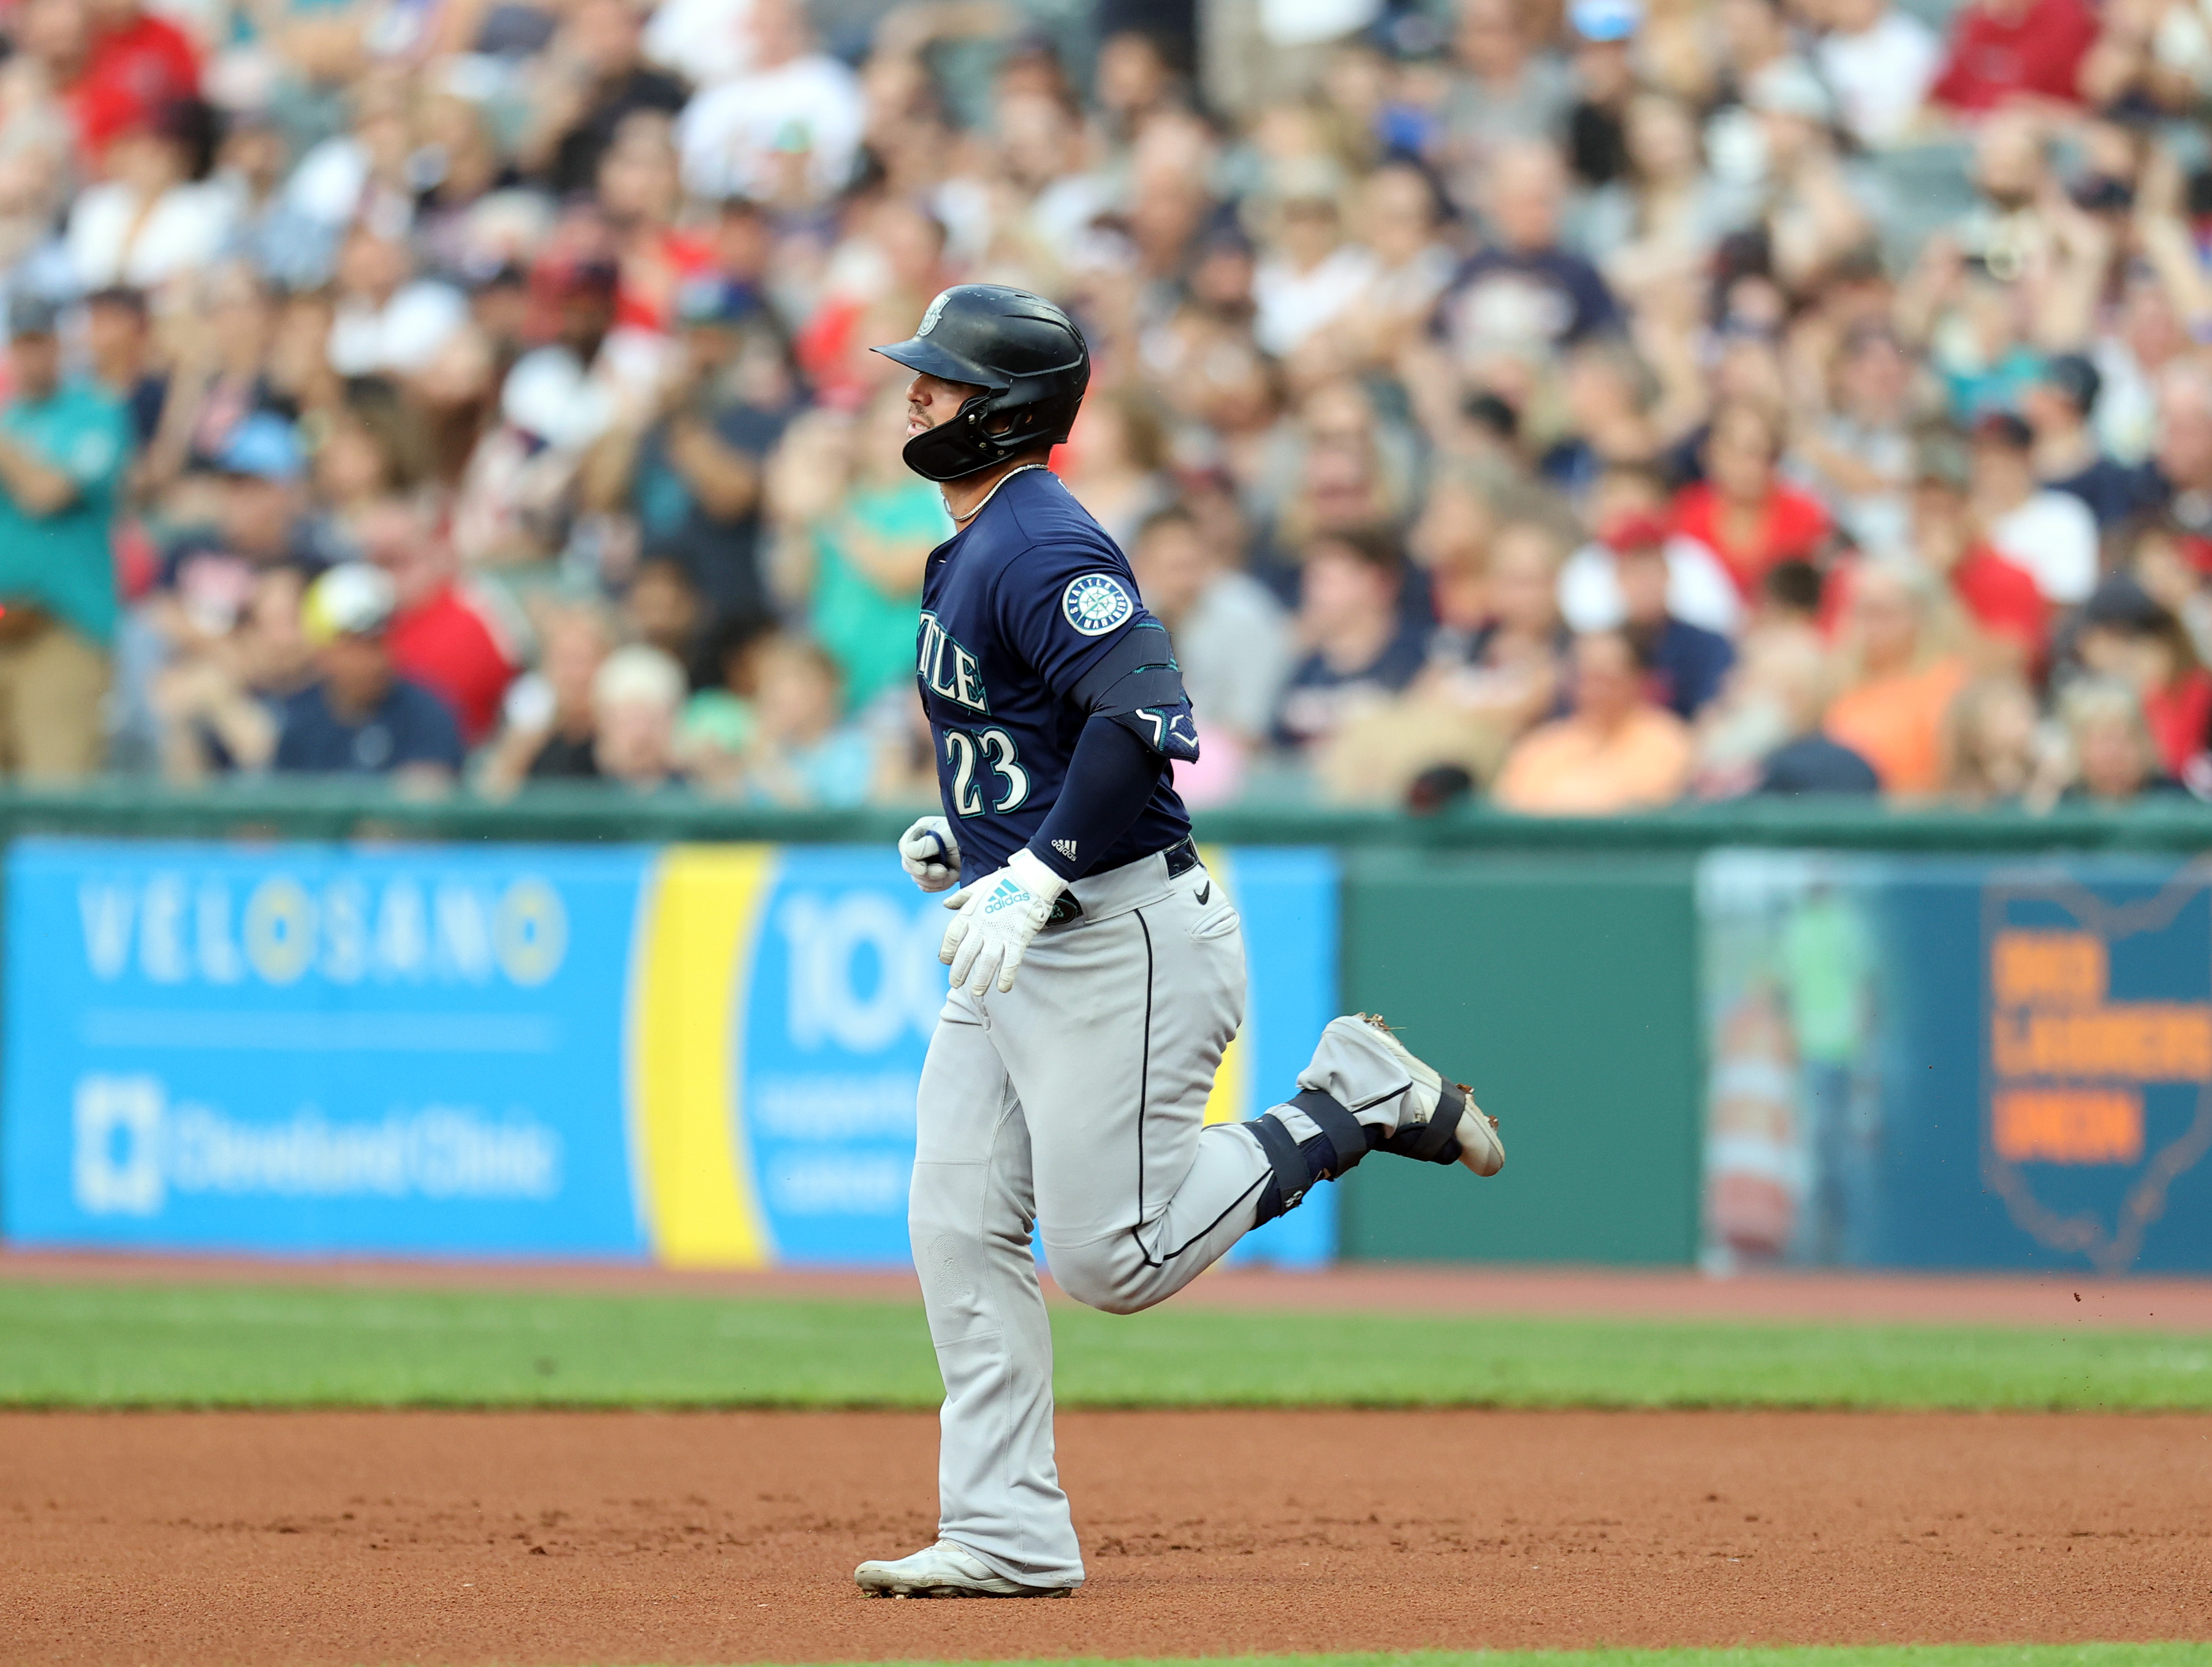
[854,286,1505,1600]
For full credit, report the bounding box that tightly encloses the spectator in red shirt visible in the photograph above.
[1823,435,2048,665]
[2072,573,2212,780]
[354,496,517,746]
[1915,432,2047,664]
[1671,401,1831,601]
[72,0,199,161]
[601,112,712,336]
[1930,0,2099,115]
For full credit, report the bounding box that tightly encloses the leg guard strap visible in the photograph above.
[1245,1112,1310,1225]
[1375,1081,1466,1165]
[1288,1088,1370,1180]
[1246,1088,1372,1226]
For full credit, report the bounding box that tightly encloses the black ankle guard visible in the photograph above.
[1377,1081,1466,1165]
[1246,1089,1371,1224]
[1249,1081,1467,1218]
[1246,1113,1306,1223]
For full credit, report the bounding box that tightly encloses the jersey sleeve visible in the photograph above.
[991,534,1156,703]
[994,534,1199,763]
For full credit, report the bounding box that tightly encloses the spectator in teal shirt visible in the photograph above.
[738,634,876,807]
[767,384,951,715]
[0,296,132,778]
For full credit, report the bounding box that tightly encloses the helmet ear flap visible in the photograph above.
[900,391,1002,482]
[900,383,1079,481]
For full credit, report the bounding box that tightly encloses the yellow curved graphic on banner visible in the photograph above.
[1199,847,1246,1126]
[628,845,776,1267]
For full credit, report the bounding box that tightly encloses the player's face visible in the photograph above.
[905,372,988,440]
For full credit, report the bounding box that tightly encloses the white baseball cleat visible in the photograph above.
[1358,1013,1505,1177]
[854,1539,1074,1598]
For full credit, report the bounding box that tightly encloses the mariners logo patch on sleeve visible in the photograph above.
[1062,573,1135,636]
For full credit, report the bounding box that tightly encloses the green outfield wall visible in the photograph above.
[1335,852,1704,1265]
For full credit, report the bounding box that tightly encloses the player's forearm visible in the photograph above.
[1026,714,1163,882]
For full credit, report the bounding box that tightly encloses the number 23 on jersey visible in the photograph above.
[943,727,1029,816]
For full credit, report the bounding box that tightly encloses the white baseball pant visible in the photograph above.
[908,846,1424,1588]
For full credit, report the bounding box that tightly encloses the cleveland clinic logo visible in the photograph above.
[72,1075,163,1215]
[71,1073,564,1217]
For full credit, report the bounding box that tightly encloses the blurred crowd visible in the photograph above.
[5,0,2212,812]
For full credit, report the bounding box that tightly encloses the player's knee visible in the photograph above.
[911,1221,995,1329]
[1046,1241,1149,1316]
[908,1175,993,1322]
[906,1178,958,1245]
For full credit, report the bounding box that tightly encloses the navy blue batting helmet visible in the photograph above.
[872,284,1090,483]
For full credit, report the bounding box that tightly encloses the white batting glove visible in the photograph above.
[898,816,961,893]
[940,847,1067,996]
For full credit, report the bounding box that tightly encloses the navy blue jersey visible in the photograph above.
[916,467,1192,880]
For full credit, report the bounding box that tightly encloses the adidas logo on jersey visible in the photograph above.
[1052,839,1078,862]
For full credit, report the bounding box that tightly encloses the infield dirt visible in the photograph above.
[3,1408,2206,1665]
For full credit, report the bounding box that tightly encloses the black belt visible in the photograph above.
[1046,837,1199,925]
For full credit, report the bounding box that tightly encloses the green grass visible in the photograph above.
[754,1652,2208,1667]
[4,1281,2211,1410]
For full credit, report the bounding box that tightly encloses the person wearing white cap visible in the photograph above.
[272,563,465,782]
[588,643,690,790]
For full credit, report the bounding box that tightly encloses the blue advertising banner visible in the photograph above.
[1700,850,2212,1275]
[1211,847,1339,1270]
[2,837,650,1257]
[742,845,965,1265]
[6,837,1340,1268]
